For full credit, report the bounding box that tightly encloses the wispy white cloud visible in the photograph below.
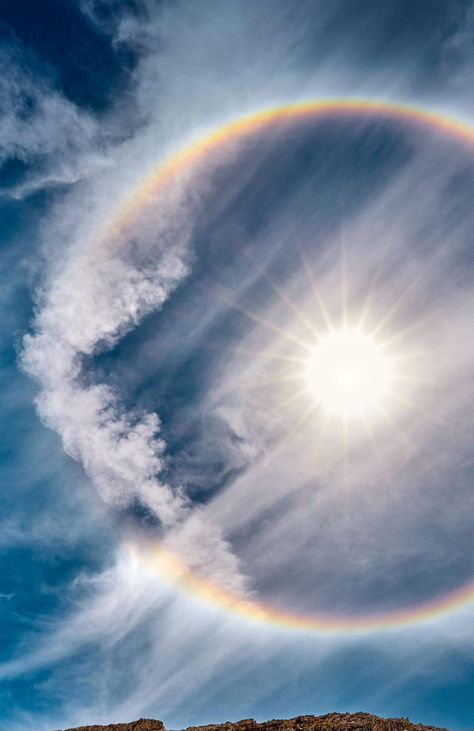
[1,543,472,730]
[199,141,474,613]
[0,40,108,198]
[2,0,473,727]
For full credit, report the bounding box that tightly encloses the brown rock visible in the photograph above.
[64,719,165,731]
[185,715,447,731]
[63,713,448,731]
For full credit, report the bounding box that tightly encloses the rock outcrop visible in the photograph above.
[63,712,448,731]
[184,715,447,731]
[64,720,165,731]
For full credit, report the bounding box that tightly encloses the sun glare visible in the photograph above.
[304,328,397,421]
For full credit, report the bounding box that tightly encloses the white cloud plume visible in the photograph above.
[20,167,252,595]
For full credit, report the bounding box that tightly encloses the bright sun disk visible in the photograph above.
[305,328,397,420]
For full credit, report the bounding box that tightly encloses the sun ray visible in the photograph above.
[369,246,450,340]
[339,226,348,330]
[386,390,455,436]
[291,399,322,435]
[249,257,323,340]
[268,385,314,418]
[297,242,334,330]
[377,309,440,347]
[356,267,384,332]
[205,342,309,366]
[257,371,308,387]
[361,409,377,446]
[376,406,417,453]
[210,282,314,351]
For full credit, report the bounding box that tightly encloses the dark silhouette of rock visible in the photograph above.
[63,712,448,731]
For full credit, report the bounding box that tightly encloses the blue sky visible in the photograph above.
[1,1,474,730]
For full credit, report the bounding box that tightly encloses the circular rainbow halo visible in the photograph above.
[304,326,398,422]
[109,100,474,632]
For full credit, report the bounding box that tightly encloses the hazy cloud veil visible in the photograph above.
[0,2,473,730]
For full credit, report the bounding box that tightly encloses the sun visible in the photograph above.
[304,327,397,421]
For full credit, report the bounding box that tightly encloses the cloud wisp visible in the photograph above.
[2,1,474,729]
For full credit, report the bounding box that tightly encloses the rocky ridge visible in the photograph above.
[63,712,449,731]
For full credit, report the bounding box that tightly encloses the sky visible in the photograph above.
[0,1,473,730]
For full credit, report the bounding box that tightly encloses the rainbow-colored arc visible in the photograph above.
[102,98,474,632]
[104,98,474,244]
[133,542,474,633]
